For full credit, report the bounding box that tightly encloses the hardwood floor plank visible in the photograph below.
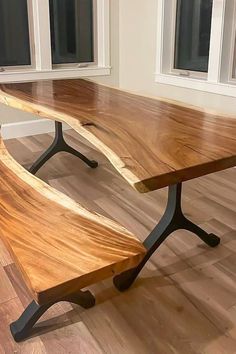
[113,283,222,354]
[81,302,150,354]
[41,322,103,354]
[171,266,236,352]
[4,263,33,308]
[0,266,17,304]
[0,238,12,266]
[188,197,236,229]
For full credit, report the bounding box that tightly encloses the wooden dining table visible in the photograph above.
[0,78,236,291]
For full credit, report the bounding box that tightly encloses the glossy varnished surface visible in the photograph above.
[0,137,145,305]
[1,80,236,192]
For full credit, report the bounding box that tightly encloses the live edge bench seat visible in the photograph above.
[0,137,146,341]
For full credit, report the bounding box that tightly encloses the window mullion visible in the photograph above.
[96,0,110,67]
[31,0,52,71]
[156,0,176,75]
[208,0,226,83]
[221,0,236,82]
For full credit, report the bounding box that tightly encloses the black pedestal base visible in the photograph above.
[114,183,220,291]
[29,121,98,175]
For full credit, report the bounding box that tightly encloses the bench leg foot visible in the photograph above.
[29,121,98,175]
[113,183,220,291]
[10,290,95,342]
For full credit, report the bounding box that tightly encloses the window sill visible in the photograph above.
[0,66,111,83]
[155,73,236,98]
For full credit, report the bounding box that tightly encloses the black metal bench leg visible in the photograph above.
[10,290,95,342]
[29,121,98,175]
[113,183,220,292]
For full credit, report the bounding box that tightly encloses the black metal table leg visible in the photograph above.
[29,121,98,175]
[113,183,220,292]
[10,290,95,342]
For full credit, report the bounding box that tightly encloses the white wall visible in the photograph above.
[119,0,236,115]
[0,104,34,124]
[0,0,119,124]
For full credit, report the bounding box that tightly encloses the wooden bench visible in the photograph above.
[0,136,146,342]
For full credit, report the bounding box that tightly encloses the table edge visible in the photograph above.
[1,83,236,193]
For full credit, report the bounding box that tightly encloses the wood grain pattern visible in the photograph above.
[1,131,236,353]
[1,79,236,192]
[0,135,146,305]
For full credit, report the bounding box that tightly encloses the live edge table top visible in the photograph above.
[1,79,236,193]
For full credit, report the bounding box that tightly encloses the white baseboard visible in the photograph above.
[1,119,70,140]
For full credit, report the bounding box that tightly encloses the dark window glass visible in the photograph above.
[174,0,213,72]
[49,0,94,65]
[0,0,31,67]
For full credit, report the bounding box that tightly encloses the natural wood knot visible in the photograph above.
[81,122,96,127]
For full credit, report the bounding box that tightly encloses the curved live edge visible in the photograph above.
[0,135,146,305]
[1,79,236,193]
[0,86,143,192]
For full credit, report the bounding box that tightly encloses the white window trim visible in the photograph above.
[0,0,110,83]
[155,0,236,98]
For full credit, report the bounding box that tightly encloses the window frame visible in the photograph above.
[156,0,236,97]
[0,0,110,83]
[229,7,236,82]
[233,38,236,80]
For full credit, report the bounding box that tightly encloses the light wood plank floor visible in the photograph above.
[0,129,236,354]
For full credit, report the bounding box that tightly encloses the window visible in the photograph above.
[174,0,213,73]
[156,0,236,97]
[0,0,110,82]
[49,0,94,65]
[0,0,32,68]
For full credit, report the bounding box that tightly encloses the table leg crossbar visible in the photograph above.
[113,183,220,291]
[29,121,98,174]
[10,290,95,342]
